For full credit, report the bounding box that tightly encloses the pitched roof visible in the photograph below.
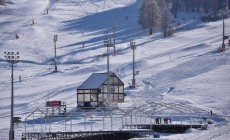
[78,72,114,90]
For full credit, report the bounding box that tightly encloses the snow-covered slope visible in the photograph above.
[0,0,230,139]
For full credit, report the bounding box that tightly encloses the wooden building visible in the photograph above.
[77,72,125,107]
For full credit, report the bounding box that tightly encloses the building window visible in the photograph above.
[85,94,90,101]
[103,94,107,100]
[119,85,124,93]
[113,85,119,93]
[78,90,84,93]
[78,94,84,102]
[91,94,97,101]
[84,90,90,93]
[119,94,124,99]
[91,90,97,93]
[114,94,119,100]
[98,94,103,102]
[102,85,107,93]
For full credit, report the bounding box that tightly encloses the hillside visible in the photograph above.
[0,0,230,139]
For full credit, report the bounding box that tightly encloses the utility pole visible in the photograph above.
[130,41,136,88]
[222,0,229,49]
[163,10,167,37]
[112,22,117,56]
[222,8,226,49]
[104,38,113,105]
[53,34,58,72]
[227,0,229,10]
[4,52,19,140]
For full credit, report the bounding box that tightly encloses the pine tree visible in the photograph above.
[139,0,161,35]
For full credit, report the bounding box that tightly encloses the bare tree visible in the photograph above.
[212,0,221,17]
[157,0,172,37]
[139,0,161,35]
[172,0,180,18]
[0,0,4,5]
[168,0,227,19]
[202,0,210,13]
[185,0,189,13]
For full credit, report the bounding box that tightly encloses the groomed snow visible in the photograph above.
[0,0,230,139]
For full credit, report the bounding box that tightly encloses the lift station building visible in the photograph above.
[77,72,125,107]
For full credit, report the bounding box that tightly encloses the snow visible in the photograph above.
[0,0,230,139]
[78,72,113,89]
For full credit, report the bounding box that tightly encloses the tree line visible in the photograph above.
[139,0,172,37]
[0,0,4,5]
[139,0,229,36]
[171,0,229,18]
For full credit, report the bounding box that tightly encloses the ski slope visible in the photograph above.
[0,0,230,139]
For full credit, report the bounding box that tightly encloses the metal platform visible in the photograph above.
[22,130,154,140]
[124,124,207,133]
[20,102,212,139]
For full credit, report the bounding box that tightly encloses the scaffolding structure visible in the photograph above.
[20,102,211,139]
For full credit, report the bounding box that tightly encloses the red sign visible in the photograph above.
[46,101,61,107]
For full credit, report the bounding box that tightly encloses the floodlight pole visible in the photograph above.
[130,41,136,88]
[4,52,20,140]
[104,38,113,105]
[10,61,14,140]
[112,22,117,56]
[222,0,229,49]
[53,35,58,72]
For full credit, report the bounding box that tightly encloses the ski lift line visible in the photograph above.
[3,1,136,65]
[0,19,31,44]
[0,0,37,42]
[1,0,60,52]
[12,0,96,63]
[6,0,65,57]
